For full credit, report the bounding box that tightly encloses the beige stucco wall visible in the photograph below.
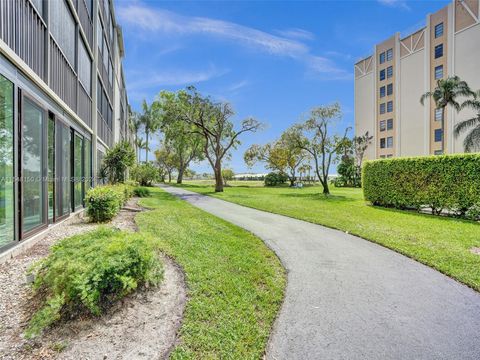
[399,49,427,156]
[354,72,376,160]
[452,23,480,153]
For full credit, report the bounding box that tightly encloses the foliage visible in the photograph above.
[363,154,480,216]
[136,188,285,358]
[128,109,143,163]
[26,228,163,338]
[154,142,178,183]
[264,172,288,186]
[85,186,124,222]
[133,186,151,197]
[221,168,234,185]
[454,90,480,152]
[335,156,357,187]
[139,100,162,162]
[177,181,480,291]
[102,141,136,184]
[131,163,159,187]
[288,103,350,194]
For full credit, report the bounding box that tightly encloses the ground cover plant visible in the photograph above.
[26,228,163,338]
[177,181,480,291]
[136,188,286,359]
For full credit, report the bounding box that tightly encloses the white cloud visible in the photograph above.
[227,80,250,92]
[377,0,410,10]
[117,3,349,78]
[127,65,229,91]
[275,28,315,41]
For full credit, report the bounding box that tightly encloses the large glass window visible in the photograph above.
[78,38,92,95]
[73,133,84,210]
[435,44,443,59]
[435,23,444,38]
[435,65,443,80]
[61,124,71,216]
[84,138,92,192]
[435,129,443,142]
[386,48,393,61]
[22,97,45,234]
[49,0,76,66]
[0,75,14,247]
[48,116,55,222]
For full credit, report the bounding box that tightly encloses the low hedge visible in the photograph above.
[85,184,133,222]
[26,227,163,338]
[264,172,288,186]
[363,154,480,218]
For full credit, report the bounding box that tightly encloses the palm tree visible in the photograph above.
[420,76,474,153]
[128,110,142,163]
[454,90,480,152]
[139,100,161,163]
[135,137,148,163]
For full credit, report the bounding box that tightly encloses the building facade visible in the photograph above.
[354,0,480,160]
[0,0,131,251]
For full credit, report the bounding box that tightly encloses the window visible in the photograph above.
[48,116,55,222]
[85,0,93,17]
[78,38,92,95]
[387,83,393,96]
[435,108,443,121]
[380,155,386,159]
[386,154,393,158]
[49,0,76,66]
[380,120,386,131]
[379,52,385,64]
[0,74,15,247]
[435,44,443,59]
[84,138,92,191]
[109,60,114,86]
[380,138,386,149]
[435,65,443,79]
[387,136,393,148]
[387,66,393,78]
[435,23,444,38]
[387,101,393,113]
[55,121,71,219]
[380,86,386,98]
[434,150,443,155]
[386,48,393,61]
[380,103,386,114]
[434,129,443,142]
[387,119,393,130]
[379,69,385,81]
[97,79,103,114]
[73,133,84,210]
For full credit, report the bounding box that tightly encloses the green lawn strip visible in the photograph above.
[136,188,286,359]
[176,181,480,292]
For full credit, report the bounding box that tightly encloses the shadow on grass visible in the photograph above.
[278,192,349,202]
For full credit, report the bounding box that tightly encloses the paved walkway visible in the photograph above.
[161,185,480,360]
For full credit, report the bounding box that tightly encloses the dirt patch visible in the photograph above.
[470,247,480,255]
[0,197,186,360]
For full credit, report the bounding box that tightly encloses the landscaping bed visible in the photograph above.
[0,197,186,360]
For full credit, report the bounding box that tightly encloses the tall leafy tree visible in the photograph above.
[128,109,143,163]
[420,76,474,152]
[176,87,262,192]
[289,103,349,195]
[154,142,178,183]
[155,91,205,184]
[454,90,480,152]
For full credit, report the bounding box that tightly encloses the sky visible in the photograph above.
[115,0,450,174]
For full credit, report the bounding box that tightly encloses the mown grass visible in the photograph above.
[136,187,286,359]
[177,180,480,292]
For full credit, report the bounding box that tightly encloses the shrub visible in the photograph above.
[85,186,123,222]
[25,228,163,338]
[102,141,136,184]
[131,163,159,186]
[264,172,288,187]
[363,154,480,216]
[133,187,151,197]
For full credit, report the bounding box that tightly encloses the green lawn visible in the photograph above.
[136,188,285,359]
[176,180,480,292]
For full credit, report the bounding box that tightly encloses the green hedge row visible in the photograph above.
[362,154,480,219]
[85,184,133,222]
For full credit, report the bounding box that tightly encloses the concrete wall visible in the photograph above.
[399,49,427,156]
[354,71,376,161]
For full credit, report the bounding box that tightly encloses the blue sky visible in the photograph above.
[116,0,450,174]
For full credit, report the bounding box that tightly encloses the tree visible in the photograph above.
[420,76,474,153]
[139,100,161,163]
[103,141,136,184]
[128,110,143,163]
[176,87,262,192]
[289,103,349,195]
[454,90,480,152]
[154,142,178,183]
[244,130,307,186]
[155,91,205,184]
[135,137,148,163]
[221,169,234,186]
[353,131,373,169]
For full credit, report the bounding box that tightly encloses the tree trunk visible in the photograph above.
[177,165,184,184]
[168,171,172,183]
[145,130,149,163]
[322,178,330,194]
[214,163,223,192]
[441,106,445,153]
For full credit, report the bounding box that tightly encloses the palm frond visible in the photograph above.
[460,99,480,111]
[454,115,480,136]
[463,125,480,152]
[420,92,433,105]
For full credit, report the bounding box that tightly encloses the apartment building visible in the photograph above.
[354,0,480,160]
[0,0,131,251]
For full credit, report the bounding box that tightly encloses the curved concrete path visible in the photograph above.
[160,185,480,360]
